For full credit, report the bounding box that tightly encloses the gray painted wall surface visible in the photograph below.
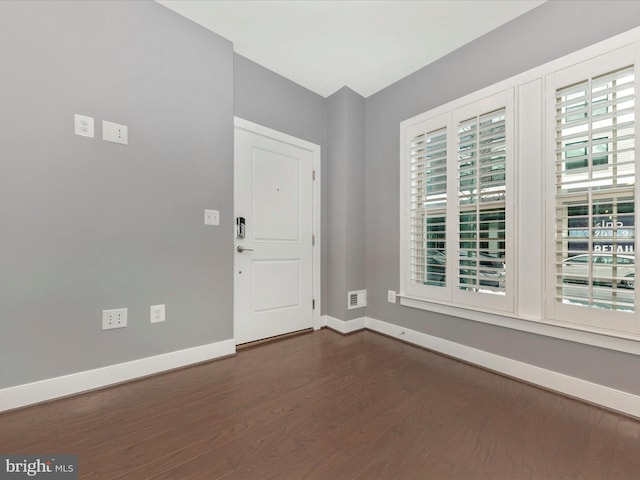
[326,87,366,320]
[3,0,640,399]
[0,1,234,388]
[365,0,640,395]
[233,54,329,313]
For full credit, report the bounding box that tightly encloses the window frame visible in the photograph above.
[401,112,453,303]
[451,91,515,312]
[401,90,515,313]
[544,46,639,334]
[399,26,640,349]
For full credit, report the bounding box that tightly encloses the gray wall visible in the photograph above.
[326,87,366,320]
[0,0,234,388]
[365,0,640,395]
[233,54,329,313]
[3,0,640,399]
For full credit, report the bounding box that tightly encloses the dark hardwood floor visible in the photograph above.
[1,329,639,479]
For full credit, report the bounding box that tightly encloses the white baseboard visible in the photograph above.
[325,315,366,334]
[0,339,236,413]
[364,316,640,419]
[5,319,638,419]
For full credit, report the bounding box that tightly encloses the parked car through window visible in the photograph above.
[562,253,634,288]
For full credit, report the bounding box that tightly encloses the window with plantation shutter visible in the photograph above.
[409,126,447,288]
[457,108,507,296]
[401,91,513,311]
[546,52,637,333]
[451,90,514,312]
[401,33,640,342]
[402,112,451,302]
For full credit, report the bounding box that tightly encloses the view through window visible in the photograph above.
[554,66,636,312]
[458,109,507,295]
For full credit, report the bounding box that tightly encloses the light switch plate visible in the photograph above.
[74,114,94,138]
[204,209,220,226]
[103,120,128,145]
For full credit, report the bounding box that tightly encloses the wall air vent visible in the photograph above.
[347,290,367,310]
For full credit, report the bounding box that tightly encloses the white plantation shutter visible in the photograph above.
[401,90,513,311]
[409,126,447,289]
[457,108,507,295]
[553,65,636,314]
[401,36,640,341]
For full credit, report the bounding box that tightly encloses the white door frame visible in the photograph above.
[233,117,322,334]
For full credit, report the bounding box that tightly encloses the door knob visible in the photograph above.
[237,245,254,253]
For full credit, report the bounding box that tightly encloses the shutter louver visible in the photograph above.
[554,65,636,312]
[410,127,447,287]
[458,108,506,294]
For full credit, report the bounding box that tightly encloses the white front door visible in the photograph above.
[234,119,318,345]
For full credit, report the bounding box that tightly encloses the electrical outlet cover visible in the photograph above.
[74,114,94,138]
[150,304,166,323]
[102,308,127,330]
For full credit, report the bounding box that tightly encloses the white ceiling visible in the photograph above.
[157,0,546,98]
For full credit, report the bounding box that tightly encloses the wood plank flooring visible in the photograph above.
[1,329,640,479]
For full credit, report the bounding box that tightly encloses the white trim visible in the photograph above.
[233,117,323,333]
[312,144,322,331]
[400,27,640,130]
[0,339,236,413]
[364,317,640,419]
[516,78,544,320]
[325,315,366,334]
[234,117,320,152]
